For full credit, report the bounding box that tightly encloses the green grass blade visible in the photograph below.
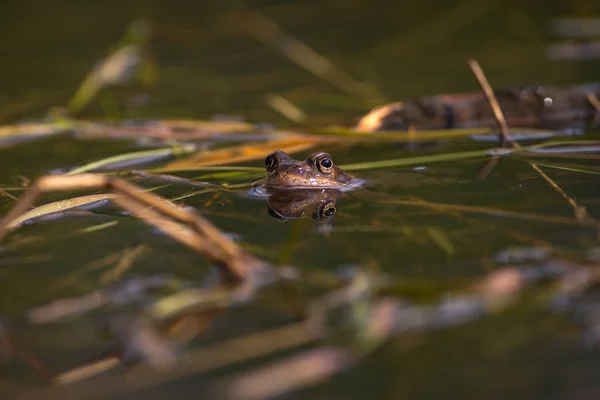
[340,149,491,171]
[6,194,115,230]
[67,144,197,175]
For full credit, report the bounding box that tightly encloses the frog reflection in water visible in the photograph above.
[267,189,340,222]
[252,150,363,223]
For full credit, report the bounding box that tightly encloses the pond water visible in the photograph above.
[1,1,600,399]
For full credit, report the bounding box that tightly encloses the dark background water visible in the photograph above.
[1,1,600,399]
[2,0,599,124]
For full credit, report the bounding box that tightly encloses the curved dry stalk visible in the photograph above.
[0,174,269,282]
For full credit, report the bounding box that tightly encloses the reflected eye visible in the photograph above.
[265,154,277,172]
[317,156,334,174]
[320,202,336,219]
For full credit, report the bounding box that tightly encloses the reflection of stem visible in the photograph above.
[476,156,500,181]
[275,219,313,318]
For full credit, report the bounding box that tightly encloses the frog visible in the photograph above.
[255,150,362,193]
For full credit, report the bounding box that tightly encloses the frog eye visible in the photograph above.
[319,202,336,219]
[316,154,334,174]
[264,154,278,172]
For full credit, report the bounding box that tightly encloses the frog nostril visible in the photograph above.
[265,154,278,172]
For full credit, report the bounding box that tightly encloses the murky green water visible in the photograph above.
[1,1,600,399]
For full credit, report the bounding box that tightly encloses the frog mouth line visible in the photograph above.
[247,178,365,200]
[272,178,365,191]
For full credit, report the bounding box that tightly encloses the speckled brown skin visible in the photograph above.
[266,189,339,222]
[262,150,355,190]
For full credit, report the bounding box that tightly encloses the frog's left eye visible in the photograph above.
[316,155,334,174]
[319,202,336,219]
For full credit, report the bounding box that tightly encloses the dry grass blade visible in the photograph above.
[76,119,260,141]
[264,93,307,123]
[67,21,151,115]
[0,187,23,202]
[0,186,43,242]
[0,122,72,147]
[159,119,255,133]
[467,58,511,145]
[523,160,600,175]
[54,357,121,386]
[467,58,511,179]
[68,46,141,115]
[525,140,600,154]
[160,134,328,171]
[426,227,455,256]
[99,244,150,284]
[27,291,108,325]
[527,163,594,224]
[221,347,351,400]
[130,171,224,188]
[380,198,598,228]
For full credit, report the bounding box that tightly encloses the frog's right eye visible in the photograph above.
[315,153,334,174]
[265,154,278,172]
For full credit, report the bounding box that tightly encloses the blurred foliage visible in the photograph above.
[1,0,599,125]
